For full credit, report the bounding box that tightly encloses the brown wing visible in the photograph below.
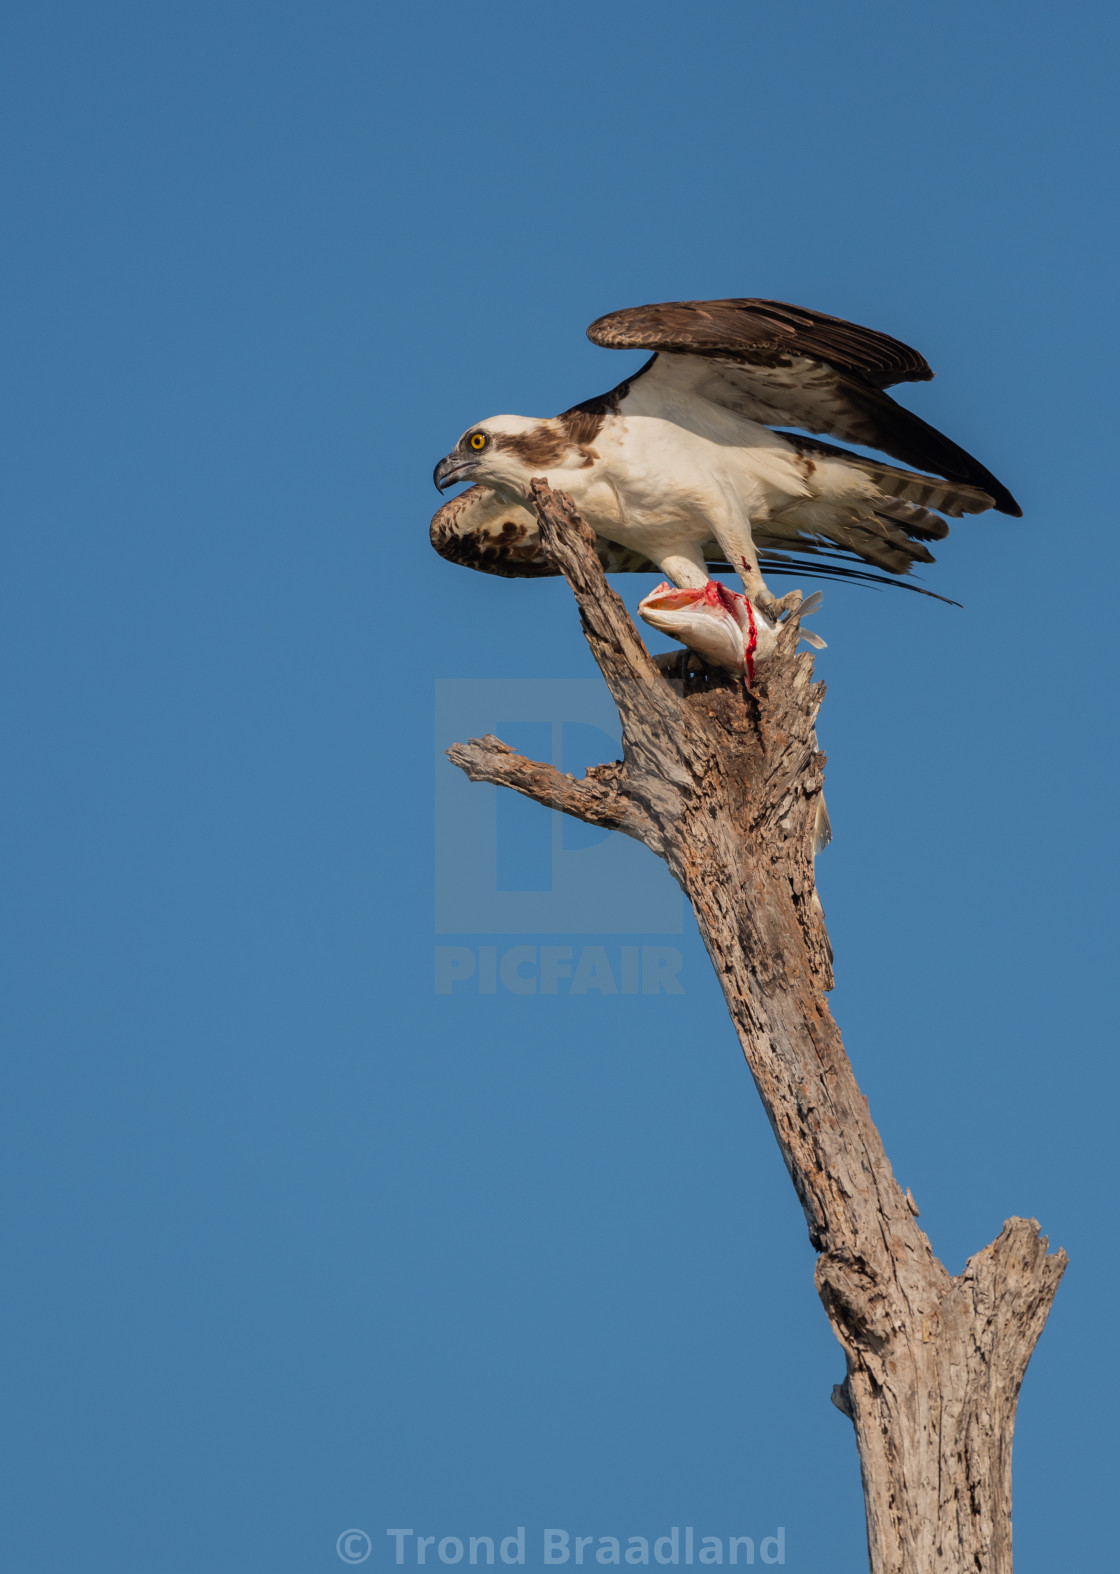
[589,298,1021,515]
[588,297,933,388]
[429,486,659,579]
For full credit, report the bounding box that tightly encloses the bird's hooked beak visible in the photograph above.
[433,452,479,492]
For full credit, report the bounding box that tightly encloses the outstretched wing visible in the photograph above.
[430,486,960,603]
[589,298,934,386]
[588,298,1021,515]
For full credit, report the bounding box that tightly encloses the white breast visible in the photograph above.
[592,399,814,526]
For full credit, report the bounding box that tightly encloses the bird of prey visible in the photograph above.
[430,297,1019,608]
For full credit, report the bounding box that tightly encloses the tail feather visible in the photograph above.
[873,498,950,540]
[749,550,963,605]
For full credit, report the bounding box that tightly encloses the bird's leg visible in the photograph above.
[707,516,779,615]
[655,549,710,591]
[734,552,780,617]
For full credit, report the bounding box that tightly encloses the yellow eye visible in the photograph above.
[469,432,487,451]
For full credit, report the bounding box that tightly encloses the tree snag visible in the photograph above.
[447,481,1066,1574]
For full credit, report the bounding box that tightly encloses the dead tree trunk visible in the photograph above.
[447,482,1066,1574]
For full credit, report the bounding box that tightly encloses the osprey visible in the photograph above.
[430,297,1020,606]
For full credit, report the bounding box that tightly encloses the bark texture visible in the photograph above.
[447,481,1066,1574]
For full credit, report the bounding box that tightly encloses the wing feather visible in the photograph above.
[588,298,933,387]
[430,487,659,579]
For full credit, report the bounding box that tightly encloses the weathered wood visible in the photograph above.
[447,480,1066,1574]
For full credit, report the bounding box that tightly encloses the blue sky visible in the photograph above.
[2,3,1116,1571]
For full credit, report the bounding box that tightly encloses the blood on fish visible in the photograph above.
[703,577,759,688]
[742,597,758,690]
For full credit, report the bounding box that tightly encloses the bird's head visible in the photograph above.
[433,415,583,500]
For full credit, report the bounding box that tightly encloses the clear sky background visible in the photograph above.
[2,3,1116,1571]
